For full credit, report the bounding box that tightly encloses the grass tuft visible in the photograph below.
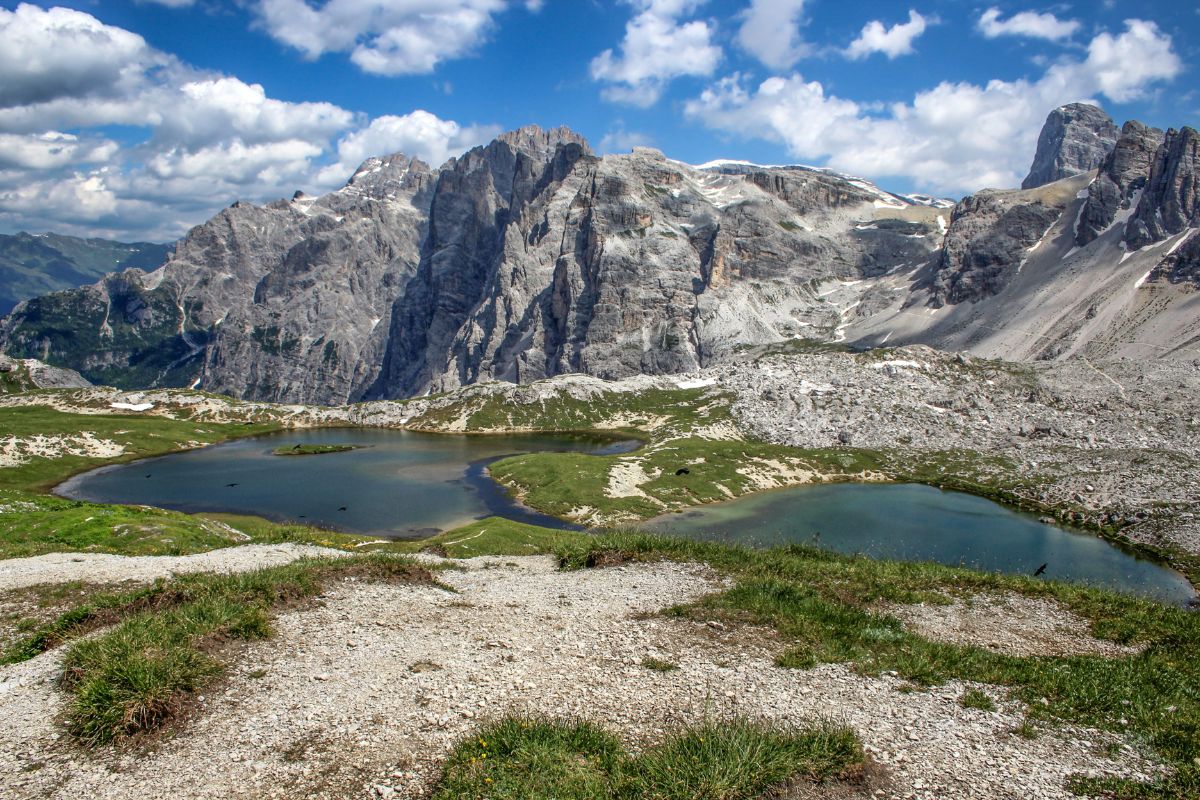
[960,689,997,712]
[429,715,862,799]
[13,555,433,745]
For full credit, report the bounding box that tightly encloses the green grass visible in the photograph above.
[429,715,863,800]
[641,657,679,672]
[271,444,362,456]
[7,555,435,745]
[960,688,997,712]
[0,406,281,493]
[551,530,1200,798]
[412,386,732,435]
[489,439,885,524]
[0,490,424,559]
[415,517,585,558]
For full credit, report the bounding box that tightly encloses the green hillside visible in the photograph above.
[0,232,172,315]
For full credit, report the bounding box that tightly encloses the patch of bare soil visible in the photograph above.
[885,593,1142,658]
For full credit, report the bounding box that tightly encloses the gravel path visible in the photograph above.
[0,555,1161,800]
[0,544,346,591]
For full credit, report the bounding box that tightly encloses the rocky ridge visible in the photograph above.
[2,107,1198,408]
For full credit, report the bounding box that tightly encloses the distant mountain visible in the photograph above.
[2,105,1196,404]
[0,233,171,315]
[847,108,1200,360]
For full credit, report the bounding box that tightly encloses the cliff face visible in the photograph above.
[0,127,946,404]
[929,191,1063,306]
[6,109,1195,405]
[2,154,435,401]
[1022,103,1119,190]
[1125,127,1200,250]
[1075,121,1164,246]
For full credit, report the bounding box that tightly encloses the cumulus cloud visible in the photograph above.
[0,5,497,240]
[251,0,518,76]
[735,0,809,70]
[316,111,501,186]
[0,132,117,171]
[590,0,722,107]
[977,7,1080,41]
[685,19,1182,195]
[0,4,166,109]
[845,10,930,60]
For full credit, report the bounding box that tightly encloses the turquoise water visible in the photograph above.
[646,482,1196,605]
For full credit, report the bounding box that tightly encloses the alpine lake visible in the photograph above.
[58,427,1196,606]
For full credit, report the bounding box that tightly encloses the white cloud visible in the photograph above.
[685,20,1182,195]
[735,0,809,70]
[316,111,500,186]
[977,7,1080,41]
[0,132,117,171]
[158,78,354,148]
[251,0,515,76]
[598,126,654,154]
[1082,19,1182,102]
[0,6,498,240]
[590,0,722,107]
[0,4,166,109]
[845,10,930,60]
[138,0,196,7]
[0,173,118,226]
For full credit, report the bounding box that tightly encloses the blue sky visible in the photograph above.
[0,1,1195,241]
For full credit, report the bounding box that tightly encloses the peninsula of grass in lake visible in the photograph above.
[272,444,363,456]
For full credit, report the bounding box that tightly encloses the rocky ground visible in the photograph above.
[0,554,1163,800]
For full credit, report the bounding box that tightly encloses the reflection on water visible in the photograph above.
[58,428,635,538]
[645,482,1196,605]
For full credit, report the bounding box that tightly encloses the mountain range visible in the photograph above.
[1,104,1196,405]
[0,233,170,316]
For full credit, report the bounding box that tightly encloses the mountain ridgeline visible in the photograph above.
[2,106,1199,404]
[0,233,171,316]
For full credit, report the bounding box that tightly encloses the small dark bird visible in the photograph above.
[675,467,690,476]
[1034,563,1048,577]
[225,482,239,488]
[293,444,302,450]
[298,515,306,519]
[145,474,152,478]
[338,506,347,512]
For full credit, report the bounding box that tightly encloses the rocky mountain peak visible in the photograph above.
[1022,103,1119,190]
[493,124,591,162]
[1125,126,1200,250]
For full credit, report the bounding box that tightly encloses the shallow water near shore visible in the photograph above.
[645,482,1196,605]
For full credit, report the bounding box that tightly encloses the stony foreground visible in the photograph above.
[0,553,1161,800]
